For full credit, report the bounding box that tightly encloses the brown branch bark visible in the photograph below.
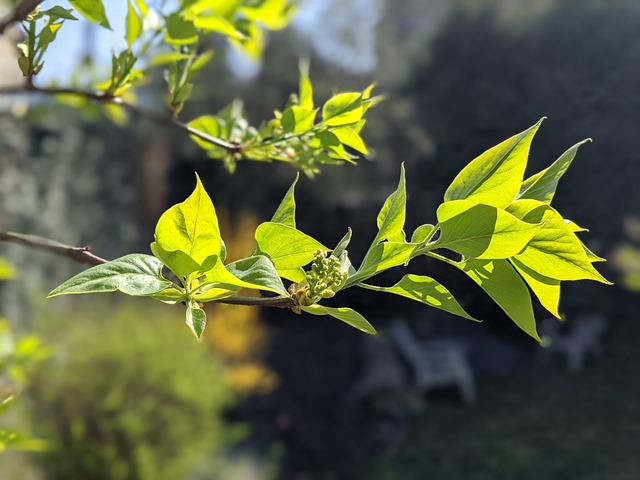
[0,81,243,154]
[0,231,108,266]
[0,0,44,34]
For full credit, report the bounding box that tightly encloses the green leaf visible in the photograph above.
[511,257,561,318]
[270,174,298,228]
[374,164,406,244]
[126,0,143,48]
[322,92,363,127]
[331,126,368,155]
[187,115,220,150]
[150,242,205,279]
[436,200,542,259]
[444,119,544,208]
[150,286,187,304]
[239,0,296,30]
[519,139,591,204]
[281,106,316,134]
[192,13,246,39]
[165,13,198,44]
[153,173,222,266]
[411,224,435,244]
[224,255,288,295]
[348,242,417,286]
[506,200,610,283]
[255,222,328,273]
[332,228,352,259]
[47,254,175,298]
[362,274,479,321]
[42,7,78,20]
[186,301,206,338]
[458,259,540,341]
[300,304,376,335]
[299,59,313,109]
[69,0,111,28]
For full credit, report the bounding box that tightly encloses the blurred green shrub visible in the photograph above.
[27,299,240,480]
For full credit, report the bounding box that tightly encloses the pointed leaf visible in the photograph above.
[511,257,561,318]
[69,0,111,28]
[301,304,376,335]
[255,222,327,272]
[362,274,479,322]
[225,255,288,295]
[270,174,298,227]
[507,200,610,283]
[186,302,206,338]
[348,242,417,286]
[519,139,591,204]
[48,254,174,297]
[374,164,406,244]
[150,242,205,279]
[126,0,142,47]
[411,224,435,244]
[445,119,543,208]
[458,259,540,341]
[154,173,221,265]
[436,200,542,259]
[332,228,352,259]
[299,59,313,109]
[281,106,316,134]
[322,92,363,126]
[332,126,368,155]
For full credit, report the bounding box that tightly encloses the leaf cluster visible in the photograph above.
[49,121,609,341]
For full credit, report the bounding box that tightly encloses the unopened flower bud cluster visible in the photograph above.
[296,250,347,306]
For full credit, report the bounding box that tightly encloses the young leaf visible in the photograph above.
[69,0,111,29]
[373,163,406,244]
[48,254,175,298]
[322,92,362,126]
[458,259,540,341]
[270,174,298,227]
[153,173,222,265]
[518,139,591,204]
[300,304,377,335]
[126,0,142,48]
[281,106,316,134]
[436,200,542,259]
[444,119,543,208]
[331,126,368,155]
[510,257,561,318]
[332,228,352,259]
[361,274,479,322]
[42,7,78,21]
[506,200,611,283]
[255,222,327,273]
[299,59,314,109]
[347,242,417,287]
[219,255,288,295]
[411,224,435,244]
[186,301,206,338]
[150,242,206,279]
[165,13,198,44]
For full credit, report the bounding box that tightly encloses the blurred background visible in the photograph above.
[1,0,640,478]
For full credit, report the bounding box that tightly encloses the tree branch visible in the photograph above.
[0,81,243,154]
[0,0,43,34]
[0,231,297,309]
[0,231,108,266]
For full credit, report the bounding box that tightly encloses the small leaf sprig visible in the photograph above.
[49,120,610,341]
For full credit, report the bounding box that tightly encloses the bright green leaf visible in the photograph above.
[281,106,316,134]
[192,13,245,39]
[270,174,299,228]
[436,200,542,259]
[507,200,610,283]
[300,304,376,335]
[322,92,363,127]
[332,228,352,259]
[519,139,591,204]
[126,0,142,48]
[374,163,406,244]
[0,257,15,280]
[511,257,561,318]
[150,242,205,279]
[42,7,78,20]
[411,224,435,244]
[154,173,222,265]
[47,254,175,298]
[361,274,479,322]
[239,0,296,30]
[255,222,328,273]
[444,119,543,208]
[349,242,417,286]
[187,116,221,150]
[458,259,540,341]
[331,126,368,155]
[299,59,313,109]
[69,0,111,28]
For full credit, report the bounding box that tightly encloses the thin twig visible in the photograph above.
[0,231,108,266]
[0,0,43,34]
[0,81,243,153]
[0,231,296,308]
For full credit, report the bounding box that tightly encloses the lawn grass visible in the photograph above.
[374,320,640,480]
